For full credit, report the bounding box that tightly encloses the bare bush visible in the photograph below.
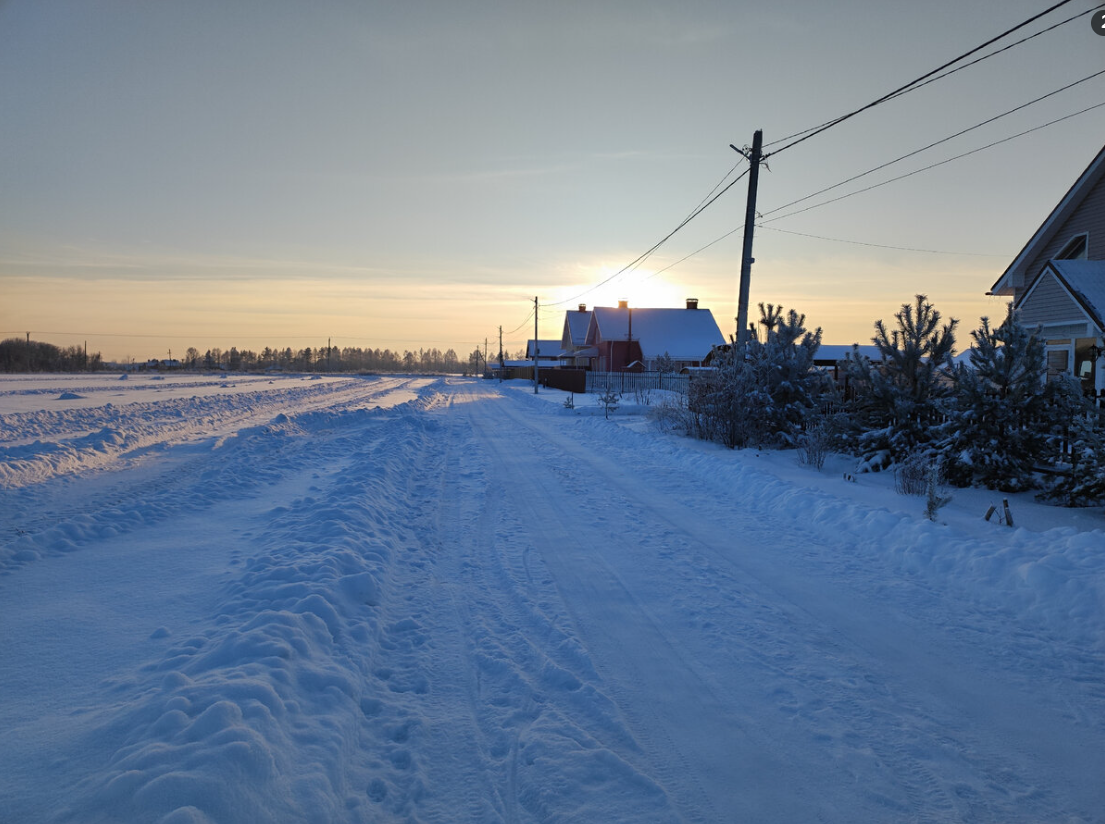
[797,422,830,471]
[649,394,693,434]
[894,451,931,496]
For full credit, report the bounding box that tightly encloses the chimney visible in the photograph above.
[686,298,699,310]
[618,300,628,309]
[578,304,587,312]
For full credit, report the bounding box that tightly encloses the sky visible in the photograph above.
[1,0,1103,363]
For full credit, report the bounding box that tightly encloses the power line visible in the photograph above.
[766,4,1096,149]
[756,225,1008,257]
[765,0,1079,157]
[626,101,1102,282]
[761,69,1105,219]
[874,5,1102,105]
[503,306,536,336]
[763,100,1105,224]
[544,166,750,309]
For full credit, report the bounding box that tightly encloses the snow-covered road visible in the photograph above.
[1,375,1102,823]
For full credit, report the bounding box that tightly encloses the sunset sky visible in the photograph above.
[2,1,1103,363]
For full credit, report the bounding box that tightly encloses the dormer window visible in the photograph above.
[1057,233,1088,260]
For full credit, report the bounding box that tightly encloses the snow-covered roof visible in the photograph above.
[559,345,597,358]
[991,142,1105,297]
[585,306,725,360]
[526,340,563,359]
[562,310,592,348]
[814,344,882,363]
[1042,259,1105,332]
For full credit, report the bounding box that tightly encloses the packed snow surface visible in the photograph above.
[1,373,1103,823]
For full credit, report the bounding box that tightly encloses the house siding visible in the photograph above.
[1017,173,1105,294]
[1017,273,1086,326]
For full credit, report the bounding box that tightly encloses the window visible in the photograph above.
[1057,233,1088,260]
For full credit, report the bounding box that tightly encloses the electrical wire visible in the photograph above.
[761,68,1105,219]
[624,98,1103,282]
[544,166,751,309]
[766,4,1097,149]
[756,225,1007,257]
[503,306,537,336]
[765,0,1079,158]
[763,99,1105,224]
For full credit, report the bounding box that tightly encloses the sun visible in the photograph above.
[552,265,689,311]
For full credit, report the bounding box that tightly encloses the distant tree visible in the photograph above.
[655,351,676,373]
[467,348,483,375]
[185,347,200,369]
[0,338,102,373]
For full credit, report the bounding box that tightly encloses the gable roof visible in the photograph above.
[561,309,592,348]
[991,143,1105,296]
[526,340,562,359]
[1019,259,1105,333]
[585,306,725,360]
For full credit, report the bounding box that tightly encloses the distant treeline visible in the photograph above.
[0,338,484,374]
[0,338,103,373]
[178,345,472,373]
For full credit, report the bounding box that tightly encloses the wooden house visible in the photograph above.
[583,299,725,372]
[558,304,595,368]
[989,142,1105,395]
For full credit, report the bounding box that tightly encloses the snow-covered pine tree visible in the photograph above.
[845,295,957,471]
[655,351,676,374]
[704,303,829,449]
[943,304,1072,490]
[1042,409,1105,507]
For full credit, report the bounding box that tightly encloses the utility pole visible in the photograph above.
[533,296,539,394]
[484,338,489,377]
[327,337,331,372]
[498,326,504,382]
[731,129,764,349]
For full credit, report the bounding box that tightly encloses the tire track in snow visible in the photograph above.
[472,383,1105,822]
[434,385,680,823]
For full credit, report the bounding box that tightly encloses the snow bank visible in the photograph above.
[2,375,1103,823]
[503,381,1105,647]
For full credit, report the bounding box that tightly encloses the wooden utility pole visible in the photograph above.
[533,296,539,394]
[732,129,764,349]
[498,326,504,382]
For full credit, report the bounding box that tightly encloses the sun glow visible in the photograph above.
[550,265,689,312]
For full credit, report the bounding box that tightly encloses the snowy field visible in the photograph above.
[1,373,1103,823]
